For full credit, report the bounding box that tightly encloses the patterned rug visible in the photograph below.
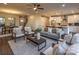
[8,36,56,55]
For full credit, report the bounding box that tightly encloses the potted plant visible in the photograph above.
[35,28,42,40]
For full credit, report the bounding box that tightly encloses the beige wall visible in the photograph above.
[49,17,62,23]
[68,15,79,23]
[0,13,20,26]
[26,15,49,30]
[49,15,79,25]
[0,13,49,30]
[49,17,62,26]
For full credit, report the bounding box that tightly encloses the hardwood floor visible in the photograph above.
[0,36,13,55]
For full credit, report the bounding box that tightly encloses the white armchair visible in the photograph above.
[64,33,79,55]
[40,41,69,55]
[41,34,72,55]
[66,44,79,55]
[24,27,34,34]
[71,33,79,44]
[41,33,79,55]
[12,26,25,42]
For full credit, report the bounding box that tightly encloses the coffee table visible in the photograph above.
[27,37,46,51]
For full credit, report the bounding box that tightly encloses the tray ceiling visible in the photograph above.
[0,3,79,16]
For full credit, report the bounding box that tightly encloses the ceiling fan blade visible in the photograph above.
[38,8,44,10]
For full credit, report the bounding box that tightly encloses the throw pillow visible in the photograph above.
[48,28,52,33]
[64,34,72,44]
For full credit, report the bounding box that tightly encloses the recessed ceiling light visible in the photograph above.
[62,4,66,7]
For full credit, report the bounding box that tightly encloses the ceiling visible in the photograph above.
[0,3,79,16]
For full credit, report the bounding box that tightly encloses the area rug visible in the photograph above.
[8,37,56,55]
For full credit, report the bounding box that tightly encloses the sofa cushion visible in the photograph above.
[48,33,59,39]
[40,32,48,35]
[40,32,59,41]
[56,28,62,33]
[52,28,56,33]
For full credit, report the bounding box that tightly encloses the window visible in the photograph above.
[0,17,5,27]
[8,17,15,26]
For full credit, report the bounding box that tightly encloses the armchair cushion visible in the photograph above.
[16,34,24,37]
[66,44,79,55]
[56,41,69,55]
[42,41,69,55]
[71,33,79,44]
[25,27,31,32]
[25,27,33,34]
[13,26,24,37]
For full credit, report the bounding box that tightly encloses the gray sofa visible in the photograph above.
[40,32,60,41]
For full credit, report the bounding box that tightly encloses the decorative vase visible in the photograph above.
[36,32,40,40]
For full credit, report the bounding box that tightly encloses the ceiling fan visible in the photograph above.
[33,4,44,11]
